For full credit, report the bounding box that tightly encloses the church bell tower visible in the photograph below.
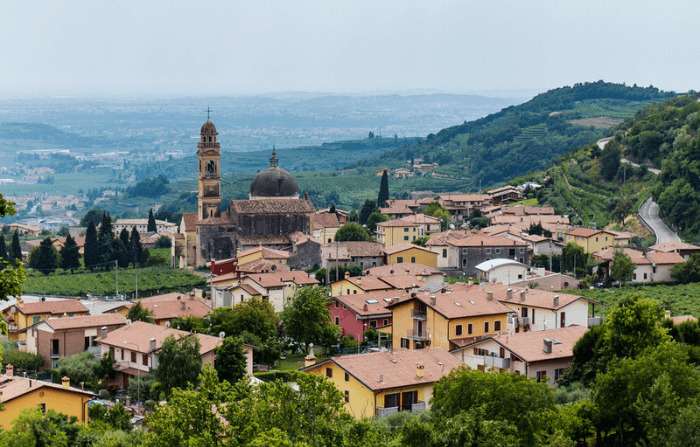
[197,116,222,220]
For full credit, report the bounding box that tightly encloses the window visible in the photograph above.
[120,349,124,360]
[384,393,400,409]
[560,312,566,328]
[84,336,90,351]
[383,319,389,326]
[484,321,489,333]
[485,248,492,255]
[554,368,566,381]
[442,249,447,258]
[509,248,515,257]
[32,316,41,324]
[404,227,409,232]
[521,307,528,317]
[499,347,505,358]
[473,347,489,356]
[536,370,547,382]
[51,339,60,356]
[39,403,47,414]
[335,300,339,308]
[401,338,410,348]
[345,372,350,381]
[494,321,501,331]
[344,390,350,403]
[335,316,340,325]
[325,368,333,378]
[494,248,501,254]
[346,289,350,295]
[643,272,648,280]
[353,290,357,294]
[131,351,137,363]
[467,324,473,335]
[142,354,148,366]
[410,256,416,263]
[403,235,409,241]
[397,256,404,263]
[370,320,377,329]
[455,324,463,336]
[532,308,536,325]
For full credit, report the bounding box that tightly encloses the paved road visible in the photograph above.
[596,137,660,175]
[639,197,681,244]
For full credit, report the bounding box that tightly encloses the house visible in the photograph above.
[593,248,685,284]
[376,214,441,247]
[331,273,404,297]
[448,234,529,276]
[510,269,580,291]
[365,263,445,290]
[217,283,264,308]
[137,292,211,326]
[505,232,562,257]
[97,321,234,389]
[26,314,128,368]
[486,185,522,204]
[239,270,319,312]
[475,258,528,285]
[562,228,617,254]
[0,366,94,430]
[7,223,41,236]
[387,284,513,351]
[329,289,409,341]
[497,286,592,332]
[426,230,472,269]
[649,241,700,260]
[237,246,290,269]
[173,212,198,269]
[321,241,385,270]
[113,218,178,235]
[302,350,461,419]
[287,232,322,270]
[383,244,439,268]
[608,230,637,247]
[437,194,491,222]
[451,325,587,385]
[4,298,89,342]
[311,212,343,244]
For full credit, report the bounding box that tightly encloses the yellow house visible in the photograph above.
[4,299,89,341]
[383,244,438,268]
[377,214,441,247]
[0,367,94,430]
[302,350,461,419]
[331,273,396,297]
[562,228,617,254]
[236,246,290,267]
[387,284,512,351]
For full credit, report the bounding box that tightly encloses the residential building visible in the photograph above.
[497,286,592,332]
[237,246,290,269]
[562,228,617,254]
[0,366,94,430]
[113,218,178,235]
[383,244,439,268]
[238,270,319,312]
[448,234,529,276]
[475,258,528,285]
[486,185,522,204]
[3,298,89,342]
[425,230,472,269]
[98,321,233,389]
[331,273,411,297]
[437,194,491,222]
[376,214,441,247]
[451,325,587,385]
[387,284,512,351]
[593,248,685,284]
[136,292,211,326]
[510,269,580,291]
[302,350,461,419]
[311,212,343,244]
[365,263,445,290]
[330,290,409,341]
[321,241,385,270]
[649,241,700,260]
[26,314,127,368]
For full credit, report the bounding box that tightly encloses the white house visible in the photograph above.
[475,258,528,285]
[239,271,319,312]
[451,325,587,385]
[593,248,685,284]
[113,218,177,235]
[497,287,592,332]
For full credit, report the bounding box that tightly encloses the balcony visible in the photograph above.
[411,309,427,320]
[406,329,429,340]
[518,317,530,327]
[375,401,427,417]
[588,317,602,327]
[472,355,511,369]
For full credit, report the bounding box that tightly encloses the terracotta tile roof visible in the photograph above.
[467,325,588,363]
[233,283,263,296]
[311,213,341,230]
[138,293,211,320]
[307,350,461,391]
[650,242,700,252]
[365,263,442,277]
[17,299,89,316]
[230,198,314,214]
[670,315,698,325]
[593,247,684,266]
[238,259,290,274]
[438,193,491,203]
[377,275,427,290]
[344,276,395,292]
[197,215,232,225]
[379,206,413,215]
[608,230,637,240]
[237,235,291,246]
[0,375,94,403]
[332,290,410,317]
[181,212,198,231]
[645,250,685,265]
[238,246,290,259]
[494,284,583,310]
[492,215,569,226]
[426,230,472,246]
[383,243,437,255]
[43,313,127,331]
[245,270,319,288]
[565,227,612,238]
[388,284,512,319]
[448,234,527,248]
[98,321,222,355]
[378,214,439,228]
[323,242,384,260]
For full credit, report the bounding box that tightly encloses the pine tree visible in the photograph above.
[59,234,81,271]
[119,228,130,249]
[377,169,389,208]
[84,222,99,270]
[129,227,146,267]
[9,230,22,262]
[147,209,157,233]
[30,237,57,275]
[0,234,7,261]
[98,212,114,268]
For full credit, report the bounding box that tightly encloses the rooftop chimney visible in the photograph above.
[61,376,70,388]
[363,303,368,311]
[520,290,527,302]
[344,271,350,279]
[180,300,187,310]
[416,363,425,379]
[506,288,513,299]
[99,326,108,339]
[304,343,317,367]
[543,339,553,354]
[149,337,157,352]
[430,295,437,306]
[553,295,560,307]
[486,291,494,301]
[5,364,14,377]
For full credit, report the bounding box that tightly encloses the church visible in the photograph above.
[173,119,317,268]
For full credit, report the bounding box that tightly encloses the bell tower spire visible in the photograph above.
[197,116,222,220]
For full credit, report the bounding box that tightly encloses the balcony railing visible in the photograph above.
[411,401,427,412]
[376,407,398,417]
[518,317,530,327]
[406,329,429,340]
[411,309,427,320]
[472,355,511,369]
[376,401,427,417]
[588,317,602,327]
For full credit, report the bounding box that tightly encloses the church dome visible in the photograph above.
[249,149,300,198]
[201,120,217,135]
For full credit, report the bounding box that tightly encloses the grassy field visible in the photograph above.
[23,265,206,298]
[577,283,700,318]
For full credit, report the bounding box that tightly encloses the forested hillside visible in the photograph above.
[358,81,673,188]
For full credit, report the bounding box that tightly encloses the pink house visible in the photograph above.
[329,290,410,341]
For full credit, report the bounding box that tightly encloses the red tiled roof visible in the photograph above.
[44,313,127,330]
[245,270,319,288]
[98,321,222,355]
[448,234,527,248]
[138,293,211,321]
[17,299,89,316]
[383,244,437,255]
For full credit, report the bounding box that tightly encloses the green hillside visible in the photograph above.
[356,81,673,189]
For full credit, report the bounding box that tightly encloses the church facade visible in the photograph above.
[173,119,315,268]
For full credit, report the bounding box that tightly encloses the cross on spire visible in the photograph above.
[270,145,278,167]
[206,106,211,121]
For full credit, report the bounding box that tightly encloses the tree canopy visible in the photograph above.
[334,223,370,242]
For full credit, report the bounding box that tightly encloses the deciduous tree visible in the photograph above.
[610,250,634,285]
[281,286,338,349]
[334,223,370,242]
[215,337,248,384]
[156,335,202,395]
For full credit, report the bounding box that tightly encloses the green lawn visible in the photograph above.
[24,266,206,298]
[577,283,700,318]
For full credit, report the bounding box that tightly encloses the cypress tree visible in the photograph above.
[31,237,57,275]
[113,238,130,268]
[0,234,7,261]
[129,227,145,267]
[147,209,157,233]
[119,228,130,248]
[9,230,22,262]
[84,222,99,270]
[359,200,376,225]
[59,234,81,271]
[377,169,389,208]
[98,212,114,268]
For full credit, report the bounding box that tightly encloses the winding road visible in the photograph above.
[597,138,679,244]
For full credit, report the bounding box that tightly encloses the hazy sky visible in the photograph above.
[2,0,698,97]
